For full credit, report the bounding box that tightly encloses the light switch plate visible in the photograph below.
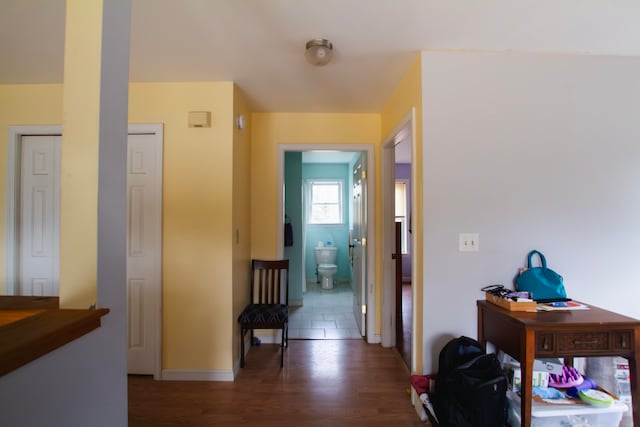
[459,233,479,252]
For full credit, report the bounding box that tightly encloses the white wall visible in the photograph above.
[421,50,640,372]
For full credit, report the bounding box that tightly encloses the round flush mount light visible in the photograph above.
[305,38,333,66]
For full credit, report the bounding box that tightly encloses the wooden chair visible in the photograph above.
[238,259,289,368]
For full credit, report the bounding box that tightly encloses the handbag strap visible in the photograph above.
[527,250,547,269]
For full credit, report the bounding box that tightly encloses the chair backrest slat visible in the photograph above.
[250,259,289,305]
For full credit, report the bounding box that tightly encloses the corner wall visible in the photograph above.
[232,86,252,373]
[421,50,640,372]
[129,82,235,374]
[381,54,423,371]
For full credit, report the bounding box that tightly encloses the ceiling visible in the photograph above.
[2,0,640,113]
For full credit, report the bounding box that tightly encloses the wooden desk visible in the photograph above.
[477,300,640,427]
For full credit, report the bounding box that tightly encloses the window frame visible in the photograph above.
[307,179,344,225]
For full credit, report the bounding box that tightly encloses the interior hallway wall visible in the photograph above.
[284,152,304,304]
[421,50,640,372]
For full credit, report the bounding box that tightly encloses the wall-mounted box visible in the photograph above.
[188,111,211,128]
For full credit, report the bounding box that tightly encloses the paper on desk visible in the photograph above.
[537,301,589,311]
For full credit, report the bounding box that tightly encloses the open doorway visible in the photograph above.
[382,110,416,370]
[277,144,377,343]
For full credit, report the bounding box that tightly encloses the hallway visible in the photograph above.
[288,281,362,340]
[129,339,423,426]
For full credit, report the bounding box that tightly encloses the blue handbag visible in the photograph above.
[515,250,567,301]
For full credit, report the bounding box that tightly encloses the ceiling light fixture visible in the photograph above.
[305,38,333,66]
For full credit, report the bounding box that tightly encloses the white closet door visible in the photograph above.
[127,132,162,376]
[19,135,61,296]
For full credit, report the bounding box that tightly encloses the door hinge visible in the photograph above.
[361,170,367,180]
[361,237,367,247]
[362,304,367,314]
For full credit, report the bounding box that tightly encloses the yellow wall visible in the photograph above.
[381,53,423,373]
[0,85,64,295]
[129,82,236,370]
[250,113,383,332]
[231,86,252,368]
[60,0,105,308]
[0,75,420,371]
[1,82,239,371]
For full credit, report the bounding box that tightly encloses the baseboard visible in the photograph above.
[367,333,382,344]
[254,331,284,344]
[289,299,303,307]
[162,369,234,382]
[411,387,429,422]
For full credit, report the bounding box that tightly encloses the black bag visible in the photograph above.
[432,336,508,427]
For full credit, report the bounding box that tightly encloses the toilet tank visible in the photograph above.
[315,246,337,264]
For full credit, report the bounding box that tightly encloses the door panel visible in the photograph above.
[19,135,60,296]
[126,132,162,375]
[351,154,367,337]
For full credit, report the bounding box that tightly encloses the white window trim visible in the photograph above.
[307,179,344,225]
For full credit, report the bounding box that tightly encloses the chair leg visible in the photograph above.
[280,326,285,368]
[284,322,288,348]
[240,327,245,368]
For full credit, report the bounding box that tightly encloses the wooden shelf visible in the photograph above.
[0,296,109,377]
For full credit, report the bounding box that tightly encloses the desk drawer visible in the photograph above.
[536,330,634,355]
[558,332,609,351]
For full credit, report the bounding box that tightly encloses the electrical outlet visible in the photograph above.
[459,233,479,252]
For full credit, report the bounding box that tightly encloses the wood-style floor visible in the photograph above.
[129,340,426,427]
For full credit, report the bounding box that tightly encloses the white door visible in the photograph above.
[126,130,163,376]
[351,154,367,336]
[13,127,162,376]
[19,135,61,296]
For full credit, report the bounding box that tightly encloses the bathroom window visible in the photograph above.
[395,180,409,254]
[308,180,343,224]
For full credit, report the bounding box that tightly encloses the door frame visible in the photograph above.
[6,125,62,295]
[277,144,379,344]
[381,109,417,366]
[5,124,163,380]
[127,123,164,380]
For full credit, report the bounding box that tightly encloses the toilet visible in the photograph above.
[315,245,338,289]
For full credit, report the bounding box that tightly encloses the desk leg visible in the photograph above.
[630,355,639,427]
[477,304,486,351]
[631,327,640,427]
[520,330,535,427]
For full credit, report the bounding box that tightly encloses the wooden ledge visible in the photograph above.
[0,299,109,377]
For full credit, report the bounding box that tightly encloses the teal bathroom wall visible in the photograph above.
[284,152,303,303]
[302,163,351,283]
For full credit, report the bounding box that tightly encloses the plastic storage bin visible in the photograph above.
[507,391,627,427]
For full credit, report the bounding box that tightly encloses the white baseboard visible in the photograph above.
[162,369,234,382]
[254,331,284,344]
[367,333,382,344]
[289,299,303,307]
[411,387,429,422]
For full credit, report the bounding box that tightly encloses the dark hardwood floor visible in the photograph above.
[129,340,425,426]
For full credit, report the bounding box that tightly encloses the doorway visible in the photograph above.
[277,144,377,343]
[5,124,163,378]
[382,110,416,370]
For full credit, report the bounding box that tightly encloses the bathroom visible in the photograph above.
[283,150,363,339]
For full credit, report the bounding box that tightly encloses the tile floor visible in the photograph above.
[288,280,363,340]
